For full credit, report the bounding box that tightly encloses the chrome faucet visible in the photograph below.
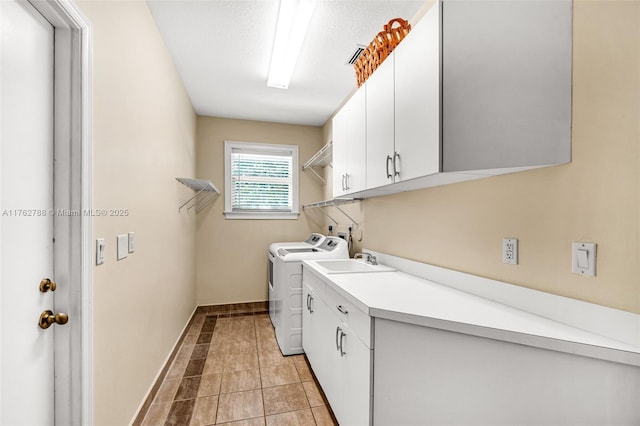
[354,252,378,265]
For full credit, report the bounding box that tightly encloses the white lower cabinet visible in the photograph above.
[303,277,372,425]
[337,322,371,426]
[303,260,640,426]
[373,318,640,426]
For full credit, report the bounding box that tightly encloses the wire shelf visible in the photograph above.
[176,177,220,213]
[301,198,361,227]
[302,141,332,184]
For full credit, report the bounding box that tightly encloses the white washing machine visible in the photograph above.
[272,236,349,355]
[269,233,325,254]
[268,234,326,328]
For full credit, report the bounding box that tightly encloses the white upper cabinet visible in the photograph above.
[332,0,572,199]
[365,54,395,190]
[332,86,366,198]
[366,2,442,192]
[441,0,572,172]
[394,1,441,182]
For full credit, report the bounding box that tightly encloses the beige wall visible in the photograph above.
[76,1,198,425]
[322,0,640,314]
[196,117,324,305]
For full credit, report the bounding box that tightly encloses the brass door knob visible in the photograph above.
[39,310,69,329]
[39,278,57,293]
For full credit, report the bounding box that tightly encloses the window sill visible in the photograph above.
[224,211,299,220]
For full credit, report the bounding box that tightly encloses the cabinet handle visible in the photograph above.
[394,152,401,177]
[306,294,310,312]
[344,173,350,191]
[336,305,348,315]
[341,174,346,191]
[309,295,314,313]
[339,330,346,357]
[386,155,393,179]
[335,326,341,351]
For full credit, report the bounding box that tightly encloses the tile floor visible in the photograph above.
[140,310,338,425]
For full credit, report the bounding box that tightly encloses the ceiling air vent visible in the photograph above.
[345,45,366,65]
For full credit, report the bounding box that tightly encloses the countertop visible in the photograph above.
[302,259,640,367]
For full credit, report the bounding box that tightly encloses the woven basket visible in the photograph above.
[354,18,411,87]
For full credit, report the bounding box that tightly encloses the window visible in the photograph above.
[224,141,299,219]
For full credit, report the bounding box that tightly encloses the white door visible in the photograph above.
[1,0,58,424]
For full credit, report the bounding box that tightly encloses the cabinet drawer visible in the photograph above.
[325,284,372,349]
[302,266,326,299]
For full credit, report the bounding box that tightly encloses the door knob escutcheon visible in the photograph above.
[39,278,57,293]
[39,310,68,329]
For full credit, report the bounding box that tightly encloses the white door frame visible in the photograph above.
[25,0,93,424]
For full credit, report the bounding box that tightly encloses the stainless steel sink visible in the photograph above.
[314,259,396,274]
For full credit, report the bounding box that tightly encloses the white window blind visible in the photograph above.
[224,141,299,219]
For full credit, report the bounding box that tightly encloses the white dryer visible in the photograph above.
[272,236,349,355]
[268,234,326,327]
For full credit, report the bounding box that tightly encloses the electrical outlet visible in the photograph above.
[503,238,518,265]
[337,232,347,240]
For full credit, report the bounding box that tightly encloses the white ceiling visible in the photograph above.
[146,0,425,126]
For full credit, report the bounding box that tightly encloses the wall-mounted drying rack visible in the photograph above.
[176,177,220,213]
[301,198,361,227]
[302,141,332,184]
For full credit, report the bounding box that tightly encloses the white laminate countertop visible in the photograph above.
[302,260,640,367]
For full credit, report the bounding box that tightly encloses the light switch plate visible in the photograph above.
[572,242,596,276]
[96,238,105,265]
[117,234,128,260]
[128,232,135,253]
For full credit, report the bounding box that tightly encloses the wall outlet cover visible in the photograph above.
[117,235,128,260]
[503,238,518,265]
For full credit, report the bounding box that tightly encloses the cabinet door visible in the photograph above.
[366,55,395,190]
[303,285,331,385]
[442,0,572,171]
[317,306,345,415]
[302,284,317,364]
[302,284,340,408]
[331,106,349,197]
[336,324,372,426]
[332,86,366,197]
[394,0,441,181]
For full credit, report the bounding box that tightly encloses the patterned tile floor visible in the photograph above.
[140,310,338,425]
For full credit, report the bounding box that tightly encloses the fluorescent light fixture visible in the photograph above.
[267,0,316,89]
